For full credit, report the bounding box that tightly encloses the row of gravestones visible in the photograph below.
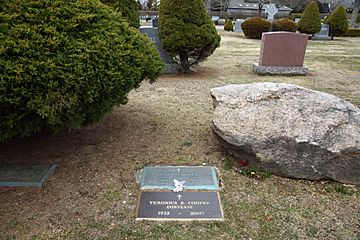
[232,18,331,40]
[214,3,279,24]
[212,4,278,32]
[141,11,277,73]
[140,14,330,74]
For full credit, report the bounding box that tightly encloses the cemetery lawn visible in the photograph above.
[1,29,360,240]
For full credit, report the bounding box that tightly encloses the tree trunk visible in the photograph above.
[350,7,359,27]
[258,2,262,17]
[179,51,191,74]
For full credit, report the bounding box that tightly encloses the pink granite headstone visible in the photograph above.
[259,32,308,67]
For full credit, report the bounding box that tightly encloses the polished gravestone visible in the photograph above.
[139,166,219,190]
[0,165,56,187]
[136,191,223,221]
[234,19,244,32]
[139,26,179,74]
[152,18,158,28]
[312,23,331,40]
[253,32,309,75]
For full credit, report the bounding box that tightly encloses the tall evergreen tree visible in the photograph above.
[298,0,321,35]
[101,0,140,28]
[159,0,221,73]
[325,5,349,39]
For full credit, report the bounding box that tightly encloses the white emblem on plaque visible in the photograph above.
[173,179,185,192]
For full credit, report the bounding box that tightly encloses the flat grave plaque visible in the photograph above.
[139,166,219,190]
[0,165,56,187]
[136,191,223,221]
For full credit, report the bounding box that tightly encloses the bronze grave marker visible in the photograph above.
[136,191,223,221]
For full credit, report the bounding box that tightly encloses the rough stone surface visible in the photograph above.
[211,82,360,184]
[253,63,308,75]
[259,32,308,67]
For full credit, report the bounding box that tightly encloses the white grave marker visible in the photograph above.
[265,4,278,21]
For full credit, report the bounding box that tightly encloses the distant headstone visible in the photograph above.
[140,26,179,74]
[152,18,158,28]
[265,4,278,21]
[139,166,219,190]
[0,165,56,187]
[311,23,331,40]
[234,19,244,32]
[136,191,223,220]
[212,16,220,21]
[218,19,226,25]
[253,32,308,75]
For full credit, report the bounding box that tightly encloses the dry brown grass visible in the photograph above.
[0,29,359,240]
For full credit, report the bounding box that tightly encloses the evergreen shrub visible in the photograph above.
[241,17,271,39]
[341,28,360,37]
[297,1,321,35]
[101,0,140,28]
[158,0,221,73]
[0,0,163,142]
[290,13,302,21]
[325,5,349,40]
[224,20,234,32]
[273,18,297,32]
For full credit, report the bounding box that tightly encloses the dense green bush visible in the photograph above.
[101,0,140,28]
[158,0,221,73]
[241,17,271,39]
[224,20,234,32]
[290,13,302,21]
[341,28,360,37]
[297,1,321,35]
[273,18,297,32]
[0,0,163,142]
[325,5,349,40]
